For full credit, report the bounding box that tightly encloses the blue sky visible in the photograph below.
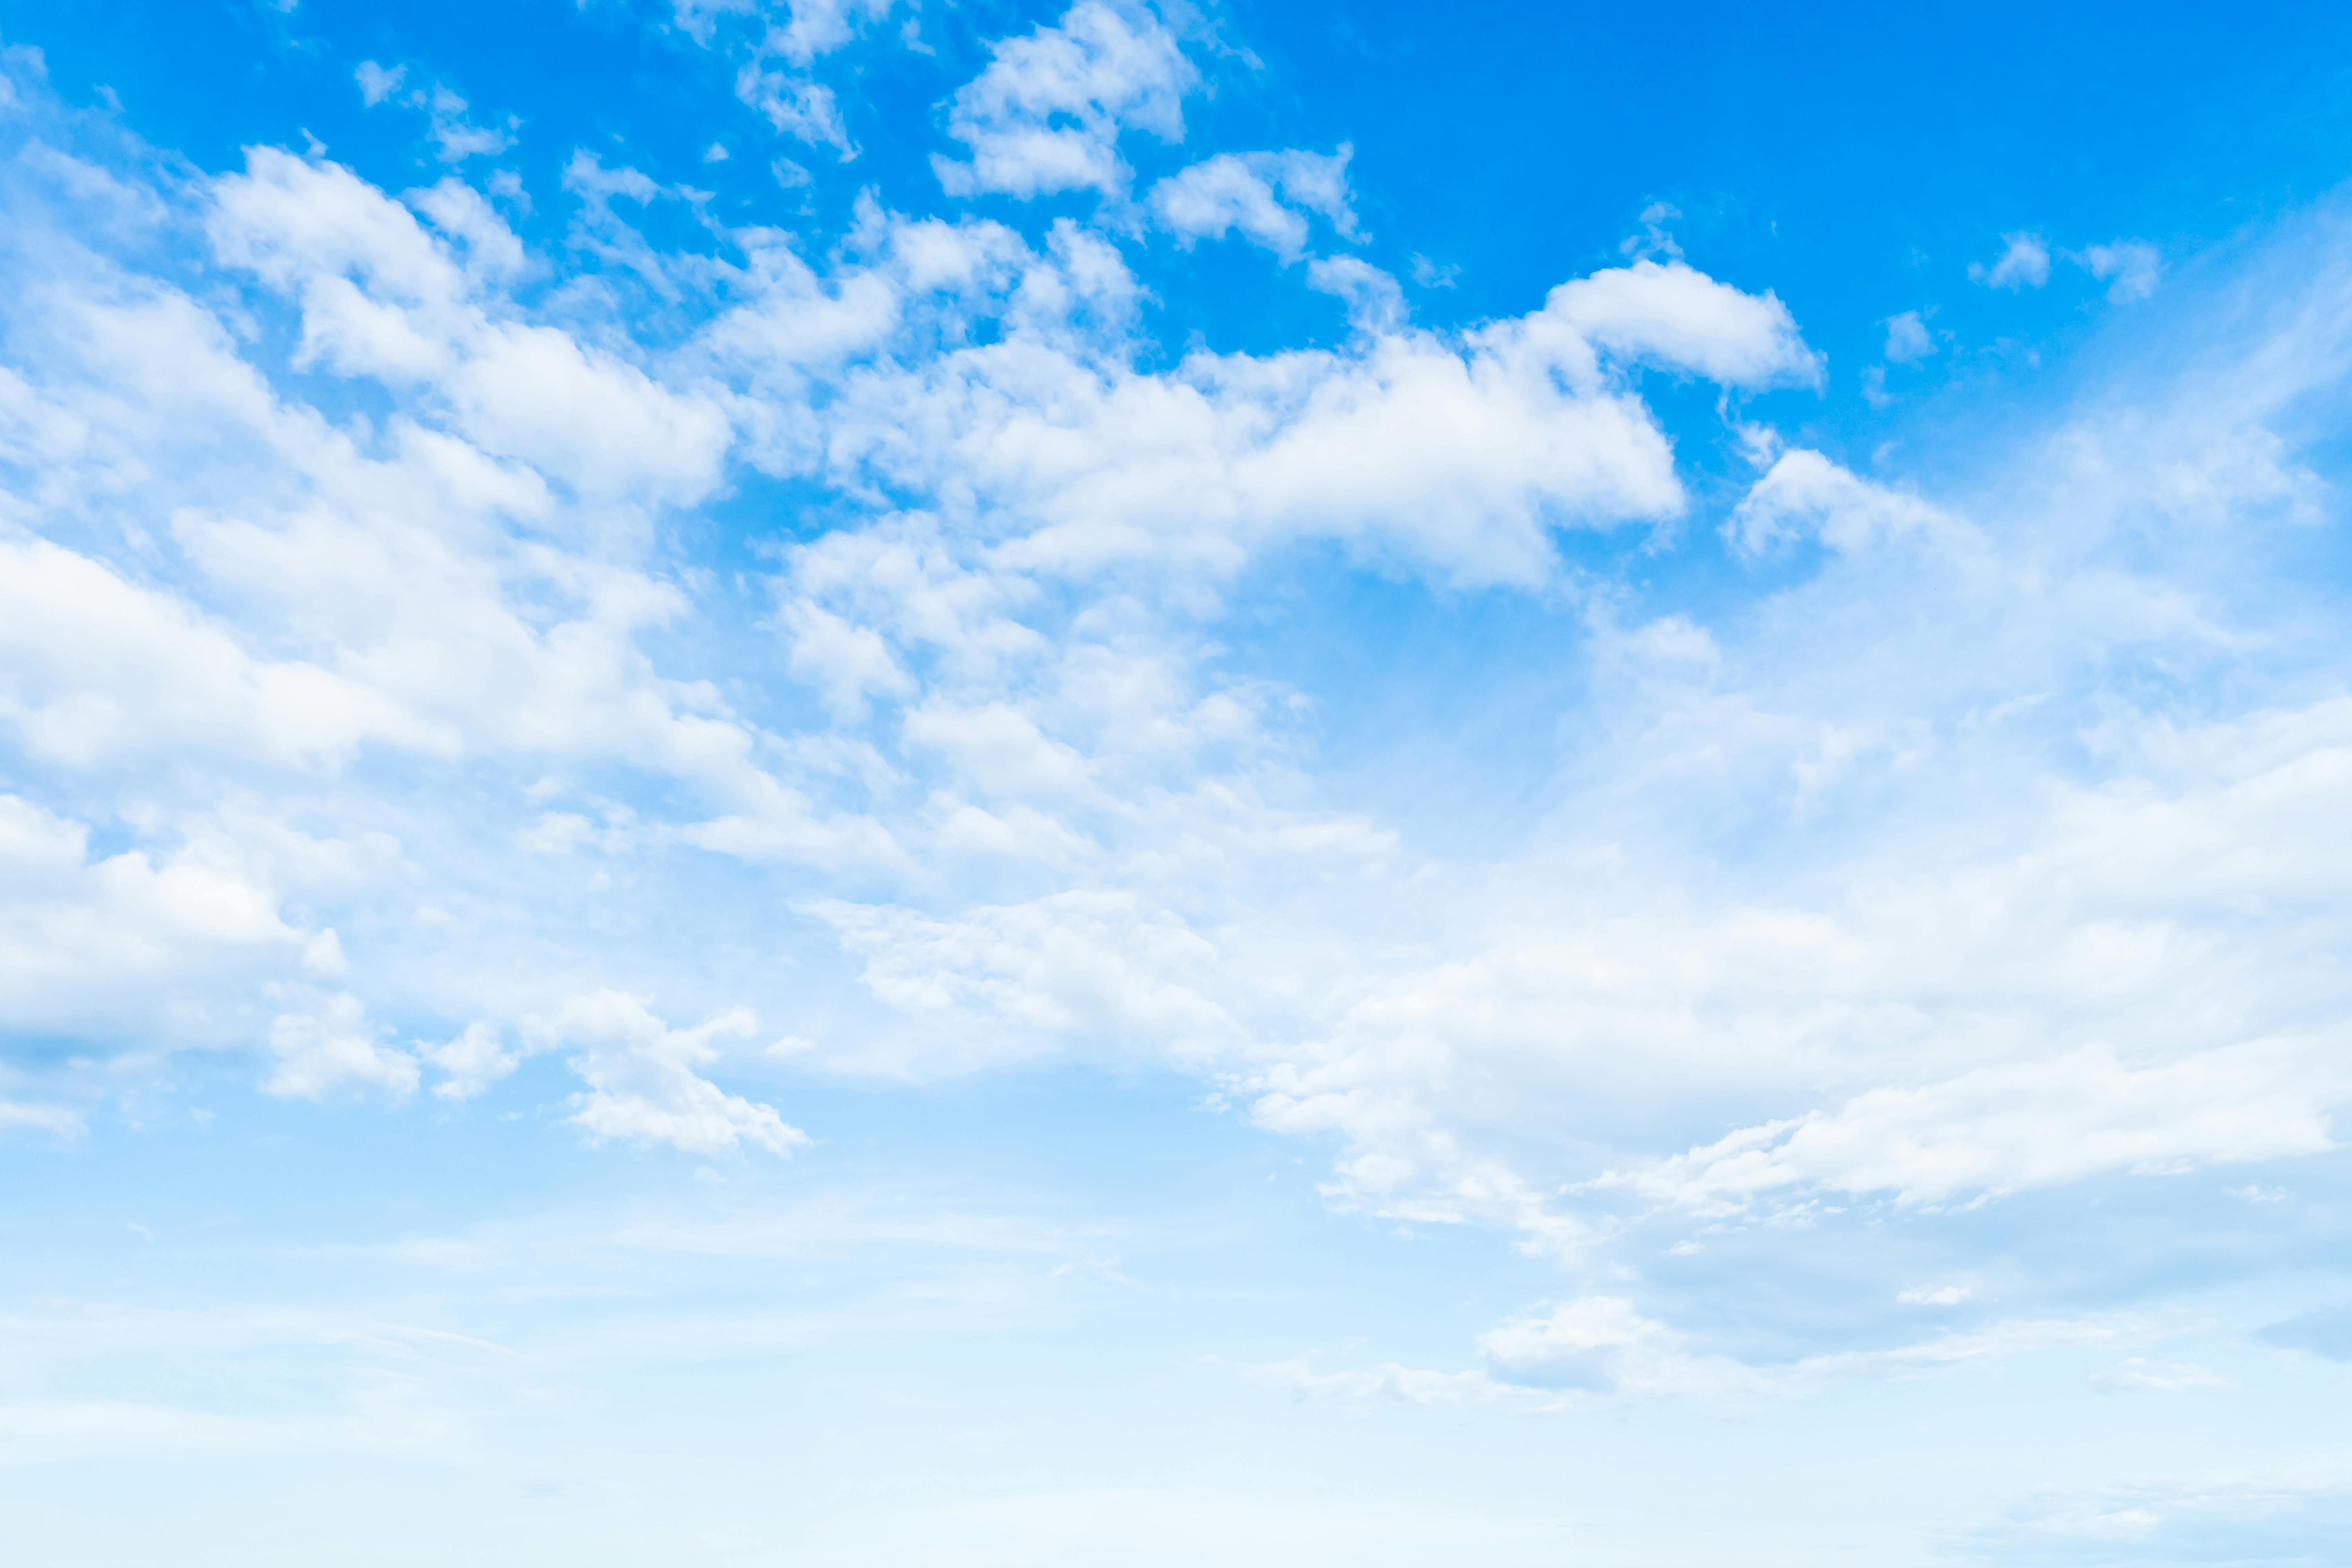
[3,1,2352,1562]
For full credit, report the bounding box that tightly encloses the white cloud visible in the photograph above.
[425,1022,520,1100]
[0,792,334,1050]
[1884,309,1935,363]
[727,240,1817,588]
[353,61,405,108]
[1408,253,1459,288]
[1619,1042,2337,1212]
[1232,676,2352,1248]
[1972,230,2051,289]
[210,149,732,503]
[934,0,1195,199]
[352,65,514,162]
[1305,254,1404,332]
[9,38,2352,1444]
[1146,147,1356,260]
[736,62,854,156]
[2079,239,2161,302]
[0,536,426,769]
[542,991,806,1155]
[1725,448,1958,554]
[264,992,421,1100]
[1480,1295,1714,1394]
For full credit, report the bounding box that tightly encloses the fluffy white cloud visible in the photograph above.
[1884,309,1934,362]
[1305,254,1404,332]
[425,1022,519,1100]
[1973,230,2051,289]
[0,792,327,1047]
[264,991,421,1100]
[0,537,427,769]
[212,149,733,504]
[1147,147,1356,260]
[540,991,806,1155]
[1726,448,1961,554]
[726,241,1816,587]
[934,1,1194,199]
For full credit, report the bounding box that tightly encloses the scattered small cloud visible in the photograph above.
[353,62,517,162]
[354,60,405,108]
[1884,309,1935,363]
[1621,200,1683,261]
[1408,253,1459,288]
[1971,230,2050,290]
[2077,239,2161,301]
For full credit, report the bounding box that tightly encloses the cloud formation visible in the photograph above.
[2,4,2351,1482]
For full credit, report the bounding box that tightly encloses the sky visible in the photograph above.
[2,1,2352,1562]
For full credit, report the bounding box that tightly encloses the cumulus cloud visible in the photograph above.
[933,0,1194,198]
[2078,239,2161,301]
[716,244,1816,588]
[0,791,329,1047]
[264,993,421,1100]
[1146,147,1356,260]
[1725,448,1958,554]
[1972,230,2051,289]
[541,991,806,1156]
[425,1022,521,1100]
[1884,308,1935,362]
